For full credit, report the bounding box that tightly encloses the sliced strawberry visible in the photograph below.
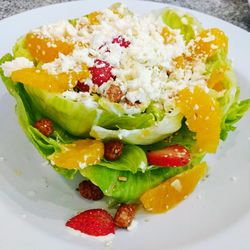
[66,209,115,236]
[74,81,89,92]
[89,59,113,86]
[147,144,191,167]
[112,35,131,48]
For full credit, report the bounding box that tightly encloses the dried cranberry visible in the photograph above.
[112,35,131,48]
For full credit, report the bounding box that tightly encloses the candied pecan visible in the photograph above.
[104,140,124,161]
[34,118,54,137]
[114,204,138,228]
[78,180,104,201]
[106,84,123,103]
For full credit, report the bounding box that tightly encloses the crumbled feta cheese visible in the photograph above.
[127,220,138,231]
[33,20,77,40]
[21,4,209,115]
[2,57,34,77]
[170,179,182,192]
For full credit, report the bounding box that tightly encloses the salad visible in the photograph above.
[0,3,249,237]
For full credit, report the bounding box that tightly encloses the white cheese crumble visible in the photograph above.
[33,20,77,41]
[2,57,34,77]
[170,179,182,192]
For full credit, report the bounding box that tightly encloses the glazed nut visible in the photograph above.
[114,204,138,228]
[104,140,124,161]
[106,84,123,103]
[34,118,54,137]
[78,180,104,201]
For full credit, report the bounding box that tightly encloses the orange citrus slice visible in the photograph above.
[88,12,101,25]
[11,65,89,93]
[161,27,175,44]
[140,162,208,213]
[26,33,74,63]
[49,140,104,169]
[176,86,221,153]
[191,28,228,59]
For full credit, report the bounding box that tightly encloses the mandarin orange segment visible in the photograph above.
[176,86,221,153]
[11,65,89,93]
[192,28,228,59]
[173,55,193,69]
[140,162,208,213]
[88,11,101,25]
[207,70,225,90]
[161,27,175,44]
[49,140,104,169]
[26,33,74,63]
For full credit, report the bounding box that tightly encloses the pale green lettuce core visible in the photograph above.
[91,113,183,145]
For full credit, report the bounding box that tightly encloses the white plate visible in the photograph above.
[0,1,250,249]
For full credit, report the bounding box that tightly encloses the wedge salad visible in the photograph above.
[1,3,250,237]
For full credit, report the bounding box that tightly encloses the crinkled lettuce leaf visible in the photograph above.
[97,110,155,130]
[25,86,98,137]
[91,113,183,145]
[97,144,148,174]
[162,8,203,43]
[80,165,187,203]
[205,51,250,140]
[221,98,250,140]
[12,36,33,61]
[0,54,77,179]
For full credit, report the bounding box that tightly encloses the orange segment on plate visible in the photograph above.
[49,140,104,169]
[161,27,175,44]
[140,162,208,213]
[191,28,228,59]
[11,65,89,93]
[26,33,74,63]
[176,86,221,153]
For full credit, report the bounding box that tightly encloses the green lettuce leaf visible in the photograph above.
[80,165,187,203]
[0,54,77,179]
[97,144,147,174]
[221,98,250,140]
[162,8,203,43]
[205,51,250,140]
[12,36,33,61]
[25,86,98,137]
[97,110,155,130]
[91,113,183,145]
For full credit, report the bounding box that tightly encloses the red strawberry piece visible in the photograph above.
[74,81,89,92]
[147,144,191,167]
[89,59,113,86]
[66,209,115,236]
[112,35,131,48]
